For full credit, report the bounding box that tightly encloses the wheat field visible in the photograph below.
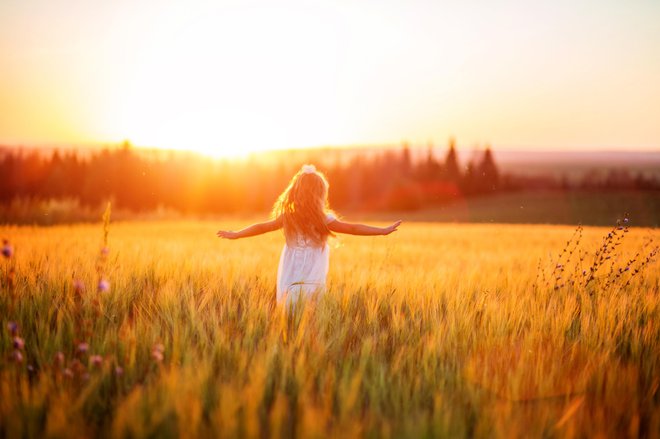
[0,219,658,438]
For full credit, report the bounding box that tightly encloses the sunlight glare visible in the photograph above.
[110,3,349,157]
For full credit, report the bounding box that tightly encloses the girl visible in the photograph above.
[217,164,401,304]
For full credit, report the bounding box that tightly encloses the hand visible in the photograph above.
[382,220,402,235]
[216,230,240,239]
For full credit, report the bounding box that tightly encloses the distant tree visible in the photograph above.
[461,160,477,195]
[42,150,66,198]
[477,146,499,192]
[347,155,365,209]
[400,142,412,177]
[423,143,441,180]
[443,137,460,182]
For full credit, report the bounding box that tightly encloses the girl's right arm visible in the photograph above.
[217,216,283,239]
[328,219,401,236]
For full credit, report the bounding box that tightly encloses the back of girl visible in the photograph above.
[217,164,401,305]
[272,164,336,303]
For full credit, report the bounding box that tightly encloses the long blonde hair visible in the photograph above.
[272,165,334,247]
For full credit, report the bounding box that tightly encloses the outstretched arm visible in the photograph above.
[328,219,401,236]
[217,216,283,239]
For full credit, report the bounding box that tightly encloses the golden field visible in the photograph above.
[0,219,658,438]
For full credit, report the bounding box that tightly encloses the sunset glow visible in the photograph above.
[1,0,659,155]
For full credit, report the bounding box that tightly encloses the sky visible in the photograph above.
[1,0,659,156]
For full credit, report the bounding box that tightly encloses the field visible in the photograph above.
[1,219,659,438]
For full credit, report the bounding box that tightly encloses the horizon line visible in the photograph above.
[0,141,658,155]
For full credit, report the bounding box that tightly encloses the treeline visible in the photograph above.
[0,140,500,213]
[1,140,658,214]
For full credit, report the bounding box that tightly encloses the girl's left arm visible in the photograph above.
[328,219,402,236]
[217,216,282,239]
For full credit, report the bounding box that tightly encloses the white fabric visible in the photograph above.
[277,213,336,304]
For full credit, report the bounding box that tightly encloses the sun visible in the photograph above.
[115,103,340,158]
[118,107,294,159]
[98,4,351,159]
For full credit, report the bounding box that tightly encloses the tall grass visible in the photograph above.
[1,218,658,438]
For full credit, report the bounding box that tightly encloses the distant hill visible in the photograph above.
[366,190,660,227]
[486,150,660,179]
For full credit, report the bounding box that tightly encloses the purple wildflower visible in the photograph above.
[77,342,89,354]
[90,355,103,368]
[1,239,12,258]
[98,279,110,293]
[7,321,18,335]
[13,336,24,350]
[73,279,85,294]
[55,351,65,366]
[151,343,165,363]
[115,366,124,376]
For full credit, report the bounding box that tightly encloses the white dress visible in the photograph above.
[276,213,336,304]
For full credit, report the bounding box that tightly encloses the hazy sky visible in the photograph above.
[1,0,659,155]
